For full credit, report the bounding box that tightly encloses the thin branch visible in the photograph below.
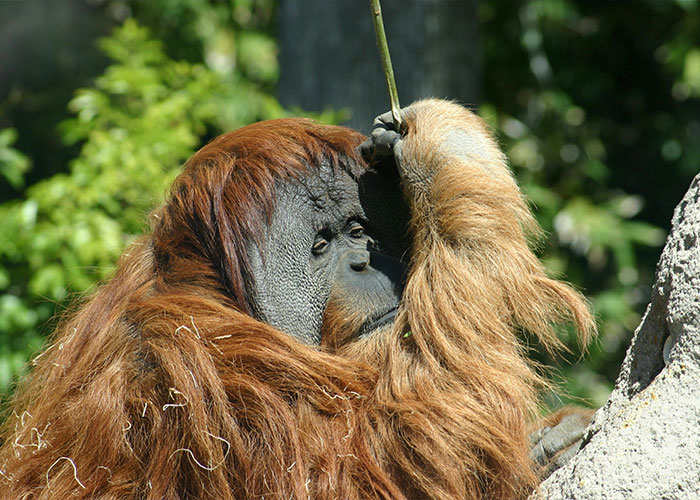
[370,0,404,132]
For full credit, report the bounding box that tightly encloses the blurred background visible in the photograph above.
[0,0,698,409]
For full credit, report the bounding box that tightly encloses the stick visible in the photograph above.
[370,0,404,132]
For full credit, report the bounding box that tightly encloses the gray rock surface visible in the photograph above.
[534,174,700,499]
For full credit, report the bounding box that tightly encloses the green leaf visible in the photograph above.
[683,48,700,91]
[0,129,31,189]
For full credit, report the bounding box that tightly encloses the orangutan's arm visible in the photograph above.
[360,99,596,479]
[361,99,532,250]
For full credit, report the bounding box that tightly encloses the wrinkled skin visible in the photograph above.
[246,154,410,346]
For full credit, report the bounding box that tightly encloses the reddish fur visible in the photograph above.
[0,108,593,500]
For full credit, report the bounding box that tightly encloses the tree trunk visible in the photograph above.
[277,0,479,133]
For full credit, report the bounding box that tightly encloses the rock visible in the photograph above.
[534,174,700,500]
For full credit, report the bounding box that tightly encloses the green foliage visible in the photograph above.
[0,14,285,392]
[0,129,30,190]
[480,0,700,406]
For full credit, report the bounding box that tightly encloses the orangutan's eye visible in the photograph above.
[348,222,364,238]
[312,236,329,255]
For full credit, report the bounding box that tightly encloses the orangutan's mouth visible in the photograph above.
[359,307,398,337]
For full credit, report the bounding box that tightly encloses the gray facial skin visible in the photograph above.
[246,158,408,345]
